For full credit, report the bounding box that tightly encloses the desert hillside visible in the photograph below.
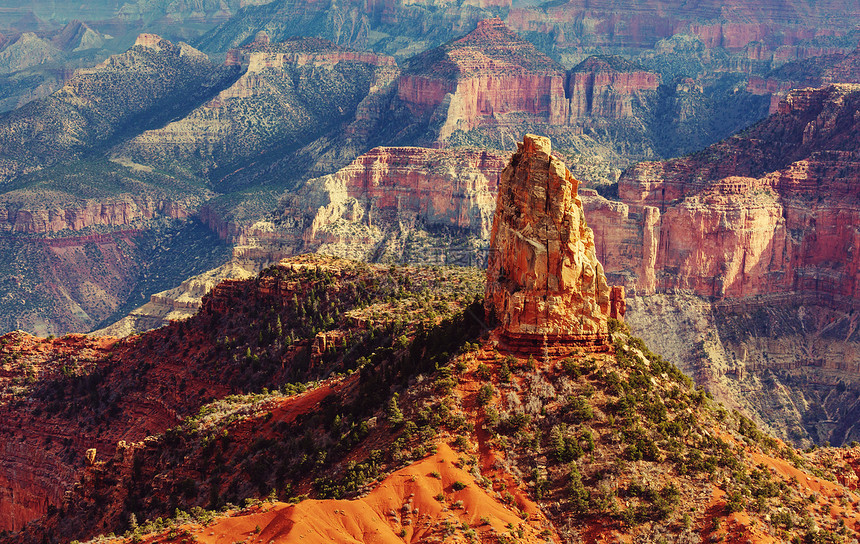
[2,136,859,544]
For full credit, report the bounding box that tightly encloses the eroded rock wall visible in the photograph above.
[610,85,860,303]
[0,195,195,234]
[275,146,505,263]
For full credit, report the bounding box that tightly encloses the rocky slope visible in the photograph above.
[272,145,505,263]
[2,150,860,542]
[0,34,246,335]
[390,18,665,158]
[0,34,238,185]
[0,217,229,336]
[0,20,112,113]
[92,145,505,337]
[193,0,857,159]
[595,84,860,446]
[505,0,860,65]
[196,0,508,58]
[223,85,860,449]
[384,19,774,170]
[92,259,261,337]
[0,30,401,335]
[616,84,860,302]
[0,254,486,535]
[749,47,860,113]
[118,34,399,193]
[0,19,816,337]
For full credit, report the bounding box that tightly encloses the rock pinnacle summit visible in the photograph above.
[485,134,625,345]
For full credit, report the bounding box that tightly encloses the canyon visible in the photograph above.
[2,1,860,542]
[0,16,834,337]
[194,84,859,447]
[0,10,857,455]
[200,0,860,67]
[1,163,859,543]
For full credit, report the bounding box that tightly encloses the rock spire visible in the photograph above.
[485,134,624,343]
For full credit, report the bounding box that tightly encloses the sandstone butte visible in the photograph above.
[485,134,625,345]
[397,18,659,140]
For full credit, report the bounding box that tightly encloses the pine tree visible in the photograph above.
[387,393,404,425]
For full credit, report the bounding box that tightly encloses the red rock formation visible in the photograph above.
[0,195,194,234]
[0,333,120,530]
[396,20,661,140]
[748,48,860,113]
[580,189,660,293]
[485,134,623,343]
[247,83,860,310]
[604,85,860,303]
[273,146,506,261]
[567,56,660,119]
[304,146,503,232]
[505,0,860,56]
[397,19,569,138]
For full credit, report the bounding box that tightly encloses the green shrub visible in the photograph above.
[499,360,512,383]
[567,462,589,513]
[568,396,594,422]
[387,393,404,425]
[562,358,580,377]
[476,384,495,406]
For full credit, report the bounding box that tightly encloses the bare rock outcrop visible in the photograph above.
[0,193,196,234]
[748,48,860,113]
[485,134,624,343]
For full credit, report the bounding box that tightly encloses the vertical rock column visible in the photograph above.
[485,134,623,342]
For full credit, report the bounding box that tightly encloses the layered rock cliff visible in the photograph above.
[612,84,860,304]
[568,56,660,119]
[485,134,622,342]
[395,19,663,143]
[748,48,860,113]
[505,0,860,65]
[200,0,860,67]
[397,18,569,140]
[0,192,197,234]
[277,146,506,263]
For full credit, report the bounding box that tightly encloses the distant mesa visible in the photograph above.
[134,33,165,50]
[396,18,661,139]
[485,134,625,349]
